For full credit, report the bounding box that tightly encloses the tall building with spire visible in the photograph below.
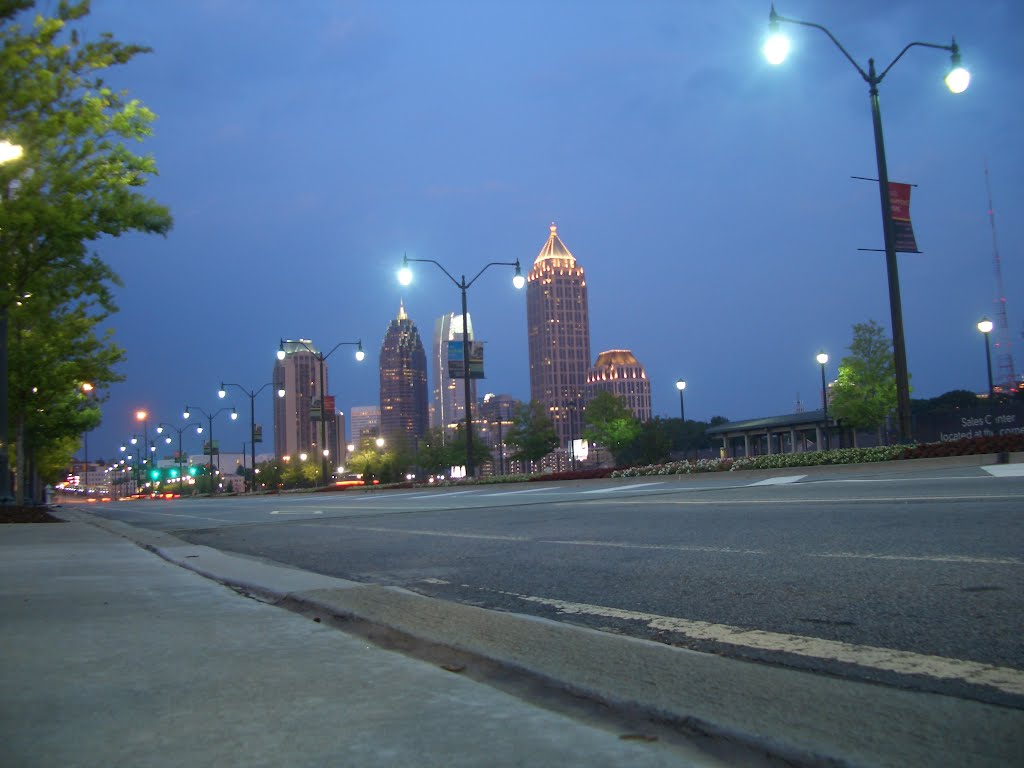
[379,301,428,447]
[431,312,476,435]
[526,224,591,451]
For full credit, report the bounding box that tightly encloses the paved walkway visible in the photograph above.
[0,520,724,768]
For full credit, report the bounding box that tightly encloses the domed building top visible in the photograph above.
[593,350,640,369]
[534,223,576,266]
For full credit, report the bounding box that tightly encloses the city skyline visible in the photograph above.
[72,1,1023,463]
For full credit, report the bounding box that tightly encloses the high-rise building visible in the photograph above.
[349,405,380,443]
[585,350,652,422]
[431,312,476,435]
[273,339,335,460]
[379,301,429,447]
[526,223,592,451]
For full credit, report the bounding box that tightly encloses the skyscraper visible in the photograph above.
[273,339,332,460]
[526,224,591,451]
[585,350,652,422]
[379,301,429,447]
[431,312,476,435]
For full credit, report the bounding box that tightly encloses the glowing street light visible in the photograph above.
[183,405,237,495]
[675,379,686,422]
[977,318,994,397]
[764,5,969,443]
[397,253,525,477]
[816,351,830,450]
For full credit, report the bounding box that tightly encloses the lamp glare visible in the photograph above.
[945,66,970,94]
[763,32,790,65]
[397,266,413,286]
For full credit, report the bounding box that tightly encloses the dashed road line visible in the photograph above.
[540,539,767,555]
[581,482,666,494]
[270,510,323,515]
[480,487,553,497]
[983,465,1024,477]
[748,475,806,486]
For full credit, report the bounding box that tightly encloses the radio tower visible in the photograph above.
[985,164,1018,392]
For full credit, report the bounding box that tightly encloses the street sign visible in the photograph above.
[253,424,263,443]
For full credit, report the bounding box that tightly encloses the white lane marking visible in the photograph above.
[421,578,451,584]
[542,539,767,555]
[581,482,665,495]
[270,510,322,515]
[108,509,227,522]
[335,525,528,542]
[590,494,1023,505]
[984,465,1024,477]
[748,475,806,486]
[811,552,1023,566]
[496,590,1024,696]
[480,487,553,497]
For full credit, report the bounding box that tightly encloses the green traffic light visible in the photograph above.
[188,466,198,477]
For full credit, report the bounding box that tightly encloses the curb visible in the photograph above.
[55,506,1024,767]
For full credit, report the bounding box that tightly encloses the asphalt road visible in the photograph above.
[83,461,1024,708]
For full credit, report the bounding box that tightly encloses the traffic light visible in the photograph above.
[148,468,161,481]
[188,466,199,477]
[168,468,180,479]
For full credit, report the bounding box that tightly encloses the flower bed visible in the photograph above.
[611,434,1022,478]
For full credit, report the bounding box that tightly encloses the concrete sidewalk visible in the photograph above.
[0,520,729,768]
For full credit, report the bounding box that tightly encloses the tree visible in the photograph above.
[582,391,641,465]
[830,320,900,446]
[1,1,172,502]
[618,417,672,466]
[416,427,458,475]
[505,400,558,472]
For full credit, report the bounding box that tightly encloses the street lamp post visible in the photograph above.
[764,5,969,444]
[219,381,276,493]
[977,318,995,398]
[816,351,830,450]
[183,405,237,495]
[156,422,202,490]
[278,339,364,485]
[398,255,525,478]
[0,140,25,505]
[135,409,151,477]
[675,379,686,423]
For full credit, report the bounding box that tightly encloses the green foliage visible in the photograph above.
[582,391,641,464]
[829,321,898,437]
[451,421,493,470]
[1,1,172,500]
[504,400,559,467]
[617,417,672,466]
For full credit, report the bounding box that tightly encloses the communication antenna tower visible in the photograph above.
[984,164,1018,392]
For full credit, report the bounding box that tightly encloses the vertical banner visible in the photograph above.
[888,182,919,253]
[448,341,486,379]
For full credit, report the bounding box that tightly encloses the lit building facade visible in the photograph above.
[585,349,652,422]
[349,405,380,443]
[379,301,429,447]
[273,339,331,460]
[431,312,476,435]
[526,224,592,452]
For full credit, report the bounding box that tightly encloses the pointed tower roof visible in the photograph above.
[534,223,575,265]
[397,299,407,321]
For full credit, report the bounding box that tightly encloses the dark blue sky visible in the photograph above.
[76,0,1023,461]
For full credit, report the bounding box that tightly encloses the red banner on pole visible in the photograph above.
[889,182,919,253]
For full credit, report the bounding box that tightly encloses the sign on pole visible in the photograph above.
[447,341,485,379]
[889,182,919,253]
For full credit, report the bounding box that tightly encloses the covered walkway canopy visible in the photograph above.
[706,409,833,458]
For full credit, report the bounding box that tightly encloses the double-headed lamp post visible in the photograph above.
[219,381,276,493]
[977,318,995,398]
[675,379,686,423]
[182,405,237,495]
[156,422,202,489]
[816,351,830,450]
[764,5,969,444]
[398,255,525,478]
[278,339,364,485]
